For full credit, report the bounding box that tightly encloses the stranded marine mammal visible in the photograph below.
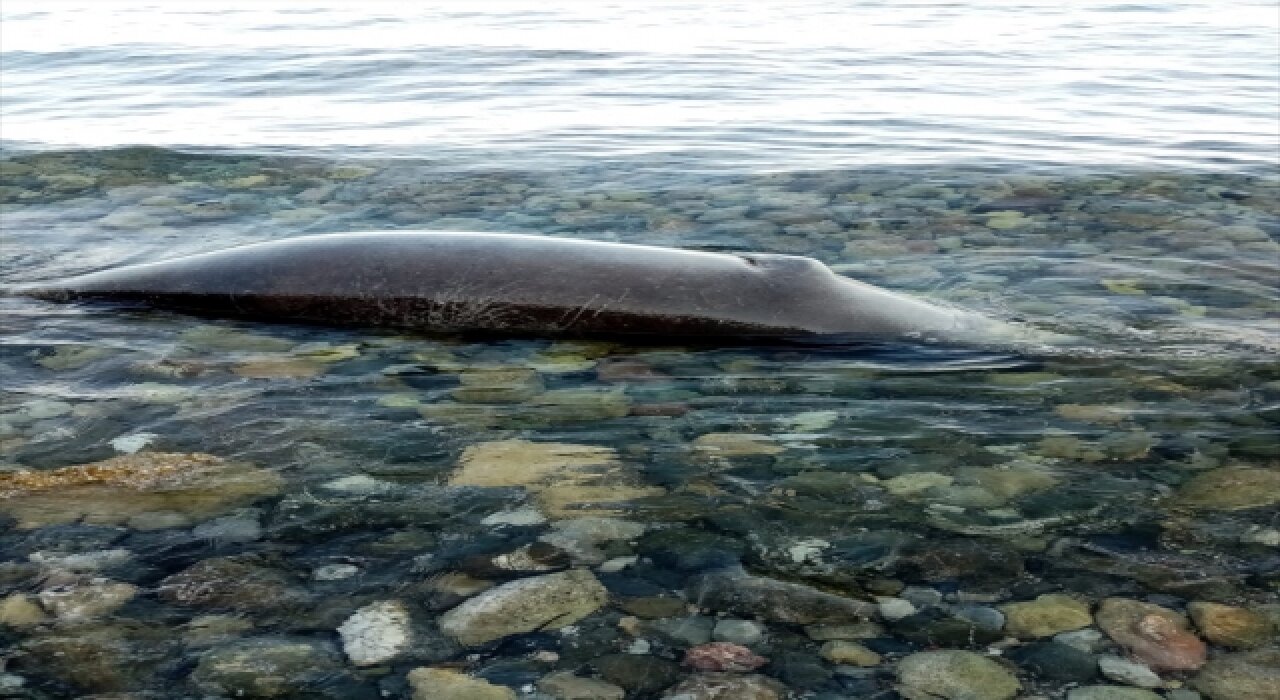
[14,231,1012,342]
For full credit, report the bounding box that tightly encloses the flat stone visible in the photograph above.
[1193,648,1280,700]
[191,638,340,698]
[1188,601,1274,649]
[896,650,1020,700]
[1098,655,1160,688]
[687,568,876,625]
[1007,641,1098,683]
[1174,467,1280,511]
[1001,593,1093,638]
[407,667,515,700]
[338,600,413,666]
[1095,598,1206,671]
[0,593,48,628]
[37,580,137,621]
[592,654,681,695]
[712,619,766,645]
[439,569,608,646]
[820,641,881,667]
[0,452,282,529]
[451,440,660,518]
[537,670,626,700]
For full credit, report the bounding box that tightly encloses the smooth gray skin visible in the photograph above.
[14,231,1002,342]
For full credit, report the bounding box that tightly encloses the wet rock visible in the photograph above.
[451,440,660,518]
[452,367,545,403]
[894,539,1024,588]
[661,673,784,700]
[183,614,255,647]
[537,671,626,700]
[0,452,282,529]
[0,593,48,628]
[684,642,768,672]
[644,616,716,647]
[1193,648,1280,700]
[190,638,342,698]
[877,597,917,621]
[820,641,881,667]
[953,605,1005,632]
[1055,627,1105,652]
[691,433,784,458]
[1000,593,1093,638]
[191,509,263,543]
[712,619,765,645]
[1067,688,1162,700]
[270,484,510,542]
[1007,640,1099,683]
[619,596,685,619]
[1174,467,1280,510]
[20,622,173,693]
[158,555,306,611]
[338,600,413,666]
[1095,598,1206,671]
[313,563,360,581]
[687,568,877,624]
[36,579,137,621]
[540,517,645,565]
[1097,655,1160,688]
[892,608,1005,648]
[637,528,744,571]
[767,650,832,689]
[592,654,681,695]
[1187,601,1274,648]
[406,667,516,700]
[896,650,1020,700]
[439,569,608,646]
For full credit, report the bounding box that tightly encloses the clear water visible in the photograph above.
[1,3,1278,699]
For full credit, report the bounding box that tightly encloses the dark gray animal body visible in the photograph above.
[14,232,1004,342]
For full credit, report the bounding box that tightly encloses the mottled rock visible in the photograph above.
[1098,655,1160,688]
[1174,467,1280,510]
[684,642,768,672]
[338,600,413,666]
[537,671,626,700]
[1188,601,1273,649]
[0,593,48,628]
[158,555,305,611]
[661,673,784,700]
[540,517,645,565]
[896,650,1020,700]
[1095,598,1206,671]
[820,641,881,667]
[190,638,340,698]
[688,568,876,625]
[1000,594,1093,638]
[439,569,608,646]
[37,579,137,621]
[0,452,282,528]
[407,668,516,700]
[451,440,660,518]
[1193,648,1280,700]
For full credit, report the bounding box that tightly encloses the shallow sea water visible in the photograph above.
[1,2,1279,700]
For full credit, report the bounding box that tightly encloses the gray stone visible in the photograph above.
[712,619,766,645]
[643,616,715,647]
[192,509,263,543]
[439,569,608,646]
[1055,627,1105,652]
[338,600,413,666]
[191,638,341,698]
[953,605,1005,632]
[896,650,1020,700]
[1098,655,1160,688]
[687,568,876,625]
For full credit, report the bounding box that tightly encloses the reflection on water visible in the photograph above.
[2,0,1278,172]
[1,148,1277,698]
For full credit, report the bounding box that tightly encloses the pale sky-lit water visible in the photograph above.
[2,0,1277,174]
